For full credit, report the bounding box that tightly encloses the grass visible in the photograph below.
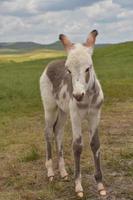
[0,57,66,117]
[19,145,40,162]
[0,42,133,200]
[0,49,65,62]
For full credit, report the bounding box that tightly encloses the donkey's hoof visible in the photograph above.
[99,189,107,196]
[98,183,107,196]
[62,175,69,181]
[77,192,84,198]
[48,176,54,182]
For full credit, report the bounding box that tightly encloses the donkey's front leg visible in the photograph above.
[88,108,107,196]
[70,103,83,198]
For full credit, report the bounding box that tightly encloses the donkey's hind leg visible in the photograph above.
[53,109,68,180]
[40,72,58,181]
[45,108,58,181]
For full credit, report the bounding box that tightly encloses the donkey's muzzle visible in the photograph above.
[73,93,84,102]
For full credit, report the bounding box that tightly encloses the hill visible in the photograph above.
[0,41,63,52]
[0,41,110,53]
[0,41,132,63]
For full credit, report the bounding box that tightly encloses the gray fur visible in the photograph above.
[92,91,99,104]
[63,92,66,99]
[85,71,90,83]
[73,136,83,179]
[46,59,73,98]
[95,99,104,109]
[45,125,53,160]
[77,103,88,109]
[90,129,102,183]
[53,109,67,158]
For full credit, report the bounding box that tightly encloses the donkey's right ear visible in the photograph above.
[84,30,98,48]
[59,34,73,51]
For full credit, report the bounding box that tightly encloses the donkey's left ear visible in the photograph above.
[84,30,98,53]
[59,34,73,51]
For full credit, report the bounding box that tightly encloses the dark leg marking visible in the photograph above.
[45,126,53,160]
[91,91,99,105]
[95,99,103,109]
[53,109,66,160]
[73,136,83,179]
[59,144,63,157]
[90,129,102,183]
[63,92,66,99]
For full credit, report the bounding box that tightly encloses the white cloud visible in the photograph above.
[0,0,133,43]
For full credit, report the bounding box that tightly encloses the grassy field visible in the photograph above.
[0,49,65,62]
[0,42,133,200]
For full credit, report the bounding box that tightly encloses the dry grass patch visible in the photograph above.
[0,102,133,199]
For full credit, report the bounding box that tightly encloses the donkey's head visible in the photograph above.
[59,30,98,102]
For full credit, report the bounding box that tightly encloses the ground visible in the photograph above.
[0,102,132,200]
[0,43,133,199]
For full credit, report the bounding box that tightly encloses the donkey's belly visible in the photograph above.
[56,95,70,113]
[56,99,70,113]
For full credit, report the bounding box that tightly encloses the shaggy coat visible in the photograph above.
[40,30,106,197]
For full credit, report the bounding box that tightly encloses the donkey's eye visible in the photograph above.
[67,69,71,74]
[85,68,90,72]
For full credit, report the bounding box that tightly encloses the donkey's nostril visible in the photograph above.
[73,93,84,101]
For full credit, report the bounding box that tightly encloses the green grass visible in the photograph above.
[93,42,133,103]
[0,57,66,117]
[0,42,133,200]
[19,145,40,162]
[0,42,133,117]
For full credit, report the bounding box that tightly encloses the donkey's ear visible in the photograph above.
[59,34,73,51]
[84,30,98,48]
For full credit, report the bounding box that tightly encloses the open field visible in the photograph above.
[0,42,133,200]
[0,49,65,62]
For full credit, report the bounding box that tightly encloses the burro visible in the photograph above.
[40,30,107,198]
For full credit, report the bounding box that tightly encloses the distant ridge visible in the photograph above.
[0,42,44,49]
[0,41,63,51]
[0,41,111,52]
[0,41,132,53]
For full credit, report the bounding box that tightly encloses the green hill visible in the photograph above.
[93,41,133,103]
[0,41,110,53]
[0,41,132,114]
[0,41,63,52]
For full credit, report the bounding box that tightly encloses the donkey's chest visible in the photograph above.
[56,85,93,115]
[76,95,93,119]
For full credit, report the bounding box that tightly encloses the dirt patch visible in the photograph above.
[0,102,133,200]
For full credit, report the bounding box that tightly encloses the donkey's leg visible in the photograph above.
[88,108,106,196]
[70,104,83,198]
[53,109,68,180]
[45,108,58,181]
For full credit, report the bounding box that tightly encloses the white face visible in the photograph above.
[65,44,93,101]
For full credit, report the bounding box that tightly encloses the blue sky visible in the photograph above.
[0,0,133,44]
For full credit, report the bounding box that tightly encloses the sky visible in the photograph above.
[0,0,133,44]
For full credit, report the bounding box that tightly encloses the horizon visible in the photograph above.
[0,40,133,46]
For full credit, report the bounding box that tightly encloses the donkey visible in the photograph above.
[40,30,107,198]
